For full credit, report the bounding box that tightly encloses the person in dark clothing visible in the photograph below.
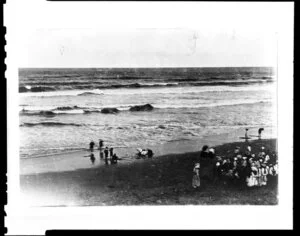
[89,141,95,152]
[111,153,118,164]
[99,139,104,150]
[147,149,153,158]
[245,128,249,141]
[99,150,104,159]
[200,145,210,160]
[109,148,114,158]
[104,147,109,165]
[258,128,264,139]
[104,147,109,157]
[208,148,215,159]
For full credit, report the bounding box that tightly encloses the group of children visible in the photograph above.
[88,139,119,165]
[192,144,278,188]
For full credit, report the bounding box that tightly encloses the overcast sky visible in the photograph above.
[6,1,292,68]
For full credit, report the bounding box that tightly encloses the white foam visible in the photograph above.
[19,83,275,97]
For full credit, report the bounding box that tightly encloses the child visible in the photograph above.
[234,146,240,154]
[247,164,258,187]
[192,163,201,188]
[261,164,269,186]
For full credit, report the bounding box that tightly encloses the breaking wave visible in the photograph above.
[20,122,82,127]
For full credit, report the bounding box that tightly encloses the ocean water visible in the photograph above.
[19,67,277,158]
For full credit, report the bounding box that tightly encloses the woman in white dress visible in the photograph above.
[247,164,258,187]
[192,163,201,188]
[261,164,269,186]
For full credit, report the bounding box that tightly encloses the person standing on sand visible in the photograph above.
[89,141,95,152]
[200,145,210,160]
[192,163,201,188]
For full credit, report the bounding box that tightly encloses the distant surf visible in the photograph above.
[19,79,273,93]
[20,122,83,127]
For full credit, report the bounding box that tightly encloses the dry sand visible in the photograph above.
[20,138,278,206]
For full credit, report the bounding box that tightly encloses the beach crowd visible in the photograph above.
[193,144,278,188]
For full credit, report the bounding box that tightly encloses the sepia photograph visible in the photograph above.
[5,1,293,233]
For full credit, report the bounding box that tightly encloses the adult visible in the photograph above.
[104,147,109,164]
[89,141,95,152]
[245,128,249,140]
[90,153,95,164]
[147,149,154,158]
[109,148,114,158]
[200,145,210,160]
[208,148,215,159]
[258,128,264,139]
[99,139,104,150]
[99,150,104,159]
[111,154,118,164]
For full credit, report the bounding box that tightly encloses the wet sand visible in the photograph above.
[20,126,276,175]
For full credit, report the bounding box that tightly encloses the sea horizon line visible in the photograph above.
[19,66,275,70]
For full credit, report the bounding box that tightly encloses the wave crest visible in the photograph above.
[20,122,82,127]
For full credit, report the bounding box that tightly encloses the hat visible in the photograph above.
[209,148,215,154]
[237,154,242,159]
[195,163,200,168]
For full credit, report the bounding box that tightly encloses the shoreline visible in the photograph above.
[20,138,277,206]
[20,125,277,175]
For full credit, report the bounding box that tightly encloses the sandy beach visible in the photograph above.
[20,126,276,175]
[20,138,278,206]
